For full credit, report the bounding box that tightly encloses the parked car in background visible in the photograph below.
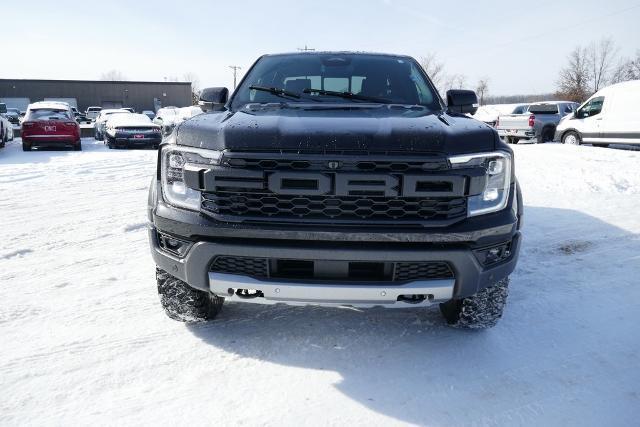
[0,98,31,117]
[85,106,102,121]
[103,113,162,149]
[94,109,132,140]
[0,103,13,147]
[142,110,155,120]
[44,98,78,109]
[555,80,640,147]
[497,101,577,144]
[152,107,179,132]
[473,104,530,128]
[21,101,81,151]
[71,107,91,124]
[154,106,203,134]
[122,107,135,113]
[4,108,21,125]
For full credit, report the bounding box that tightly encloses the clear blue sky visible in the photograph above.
[4,0,640,95]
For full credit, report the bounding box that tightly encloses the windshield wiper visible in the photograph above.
[303,88,391,104]
[249,85,300,99]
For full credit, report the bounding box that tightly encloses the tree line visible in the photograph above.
[422,38,638,106]
[556,38,639,102]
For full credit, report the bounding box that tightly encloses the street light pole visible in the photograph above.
[229,66,241,89]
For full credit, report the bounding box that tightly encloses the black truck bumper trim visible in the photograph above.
[149,226,521,300]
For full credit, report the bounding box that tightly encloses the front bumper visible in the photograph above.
[210,273,455,306]
[149,227,521,305]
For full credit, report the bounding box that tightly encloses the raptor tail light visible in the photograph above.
[528,115,535,127]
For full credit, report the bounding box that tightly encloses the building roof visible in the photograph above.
[0,78,191,85]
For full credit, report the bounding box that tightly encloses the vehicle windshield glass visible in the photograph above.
[231,53,441,110]
[27,108,71,121]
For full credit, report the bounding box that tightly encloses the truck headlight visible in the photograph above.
[449,151,512,217]
[160,144,222,211]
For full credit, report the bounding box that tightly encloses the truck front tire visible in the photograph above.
[156,267,224,322]
[562,131,581,146]
[439,278,509,329]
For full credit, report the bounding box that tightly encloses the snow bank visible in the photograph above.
[0,140,638,425]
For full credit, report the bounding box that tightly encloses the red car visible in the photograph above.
[21,102,81,151]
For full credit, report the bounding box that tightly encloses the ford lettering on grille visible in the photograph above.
[184,155,474,226]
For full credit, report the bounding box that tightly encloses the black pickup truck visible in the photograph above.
[148,52,523,329]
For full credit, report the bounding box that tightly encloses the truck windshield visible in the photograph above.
[231,53,441,111]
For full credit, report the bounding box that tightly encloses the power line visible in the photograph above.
[229,66,241,89]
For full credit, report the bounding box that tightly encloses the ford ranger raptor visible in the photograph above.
[148,52,523,329]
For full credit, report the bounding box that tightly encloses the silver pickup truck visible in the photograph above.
[497,101,577,144]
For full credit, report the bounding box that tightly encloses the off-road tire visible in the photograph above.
[156,267,224,322]
[439,278,509,329]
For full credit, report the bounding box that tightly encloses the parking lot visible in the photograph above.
[1,137,639,425]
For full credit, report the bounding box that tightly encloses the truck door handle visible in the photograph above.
[595,117,603,121]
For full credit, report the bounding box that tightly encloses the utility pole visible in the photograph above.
[297,45,315,52]
[229,66,241,89]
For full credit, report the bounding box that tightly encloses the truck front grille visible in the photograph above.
[198,152,468,226]
[203,192,466,223]
[210,256,453,282]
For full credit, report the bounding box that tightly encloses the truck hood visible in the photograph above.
[175,104,497,154]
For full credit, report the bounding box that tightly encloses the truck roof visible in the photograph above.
[263,51,414,59]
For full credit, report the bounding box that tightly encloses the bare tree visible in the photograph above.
[420,53,446,92]
[476,78,489,105]
[100,70,127,81]
[183,72,201,105]
[444,73,467,92]
[557,47,591,102]
[629,50,640,79]
[587,38,619,92]
[419,52,469,96]
[612,50,640,82]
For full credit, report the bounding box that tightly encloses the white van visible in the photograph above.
[555,80,640,147]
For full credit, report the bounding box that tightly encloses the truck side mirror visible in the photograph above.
[199,87,229,112]
[446,90,478,115]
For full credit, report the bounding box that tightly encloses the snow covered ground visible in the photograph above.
[1,138,639,426]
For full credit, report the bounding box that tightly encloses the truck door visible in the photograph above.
[576,96,605,143]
